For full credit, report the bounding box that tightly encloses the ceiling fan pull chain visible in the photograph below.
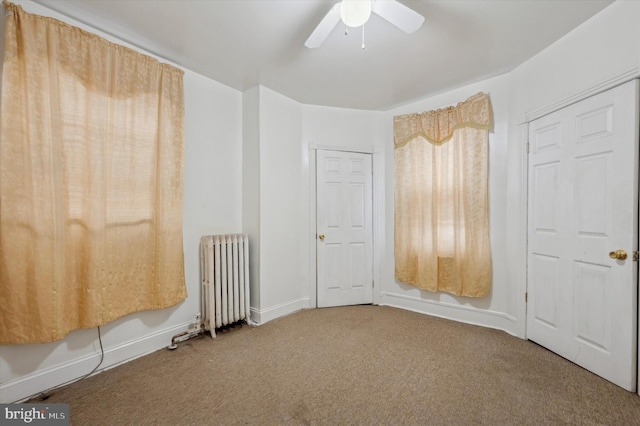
[362,24,365,49]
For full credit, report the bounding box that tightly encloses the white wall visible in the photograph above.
[254,87,305,321]
[510,0,640,121]
[302,105,386,149]
[0,0,243,403]
[242,86,262,310]
[242,86,307,323]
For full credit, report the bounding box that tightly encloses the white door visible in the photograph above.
[527,80,639,391]
[316,149,373,307]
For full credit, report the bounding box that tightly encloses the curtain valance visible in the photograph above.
[394,92,492,147]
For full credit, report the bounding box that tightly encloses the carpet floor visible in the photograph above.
[31,305,640,425]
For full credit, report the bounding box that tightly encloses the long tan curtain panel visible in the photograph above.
[394,93,492,297]
[0,2,187,344]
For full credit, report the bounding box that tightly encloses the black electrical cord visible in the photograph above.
[16,326,105,403]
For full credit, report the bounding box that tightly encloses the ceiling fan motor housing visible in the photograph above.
[340,0,372,28]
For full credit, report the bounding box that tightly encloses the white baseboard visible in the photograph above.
[0,321,193,403]
[379,291,519,337]
[250,298,307,325]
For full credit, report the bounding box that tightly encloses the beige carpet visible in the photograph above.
[31,305,640,425]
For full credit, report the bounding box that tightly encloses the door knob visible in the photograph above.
[609,249,627,260]
[318,234,325,241]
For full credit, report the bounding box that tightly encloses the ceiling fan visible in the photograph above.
[305,0,425,49]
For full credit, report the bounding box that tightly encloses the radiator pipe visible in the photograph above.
[168,327,204,350]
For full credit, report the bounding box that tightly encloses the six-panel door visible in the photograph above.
[316,150,373,308]
[527,80,639,391]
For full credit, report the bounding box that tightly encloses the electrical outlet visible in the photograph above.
[195,312,202,322]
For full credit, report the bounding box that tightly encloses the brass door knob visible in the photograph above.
[609,249,628,260]
[318,234,325,241]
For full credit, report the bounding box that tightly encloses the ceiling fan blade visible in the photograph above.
[305,2,342,49]
[371,0,425,34]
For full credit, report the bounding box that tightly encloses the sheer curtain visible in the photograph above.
[394,93,492,297]
[0,2,186,344]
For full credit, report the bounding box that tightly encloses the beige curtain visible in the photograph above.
[0,2,187,344]
[394,93,492,297]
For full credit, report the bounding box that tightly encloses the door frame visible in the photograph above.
[308,143,384,308]
[521,76,640,393]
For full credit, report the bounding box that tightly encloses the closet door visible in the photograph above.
[527,80,639,391]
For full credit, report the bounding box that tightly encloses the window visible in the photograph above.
[393,93,492,297]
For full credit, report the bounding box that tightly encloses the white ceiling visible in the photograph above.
[33,0,615,110]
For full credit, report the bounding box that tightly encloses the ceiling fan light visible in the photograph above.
[340,0,372,28]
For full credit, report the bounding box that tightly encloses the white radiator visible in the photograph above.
[200,234,251,336]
